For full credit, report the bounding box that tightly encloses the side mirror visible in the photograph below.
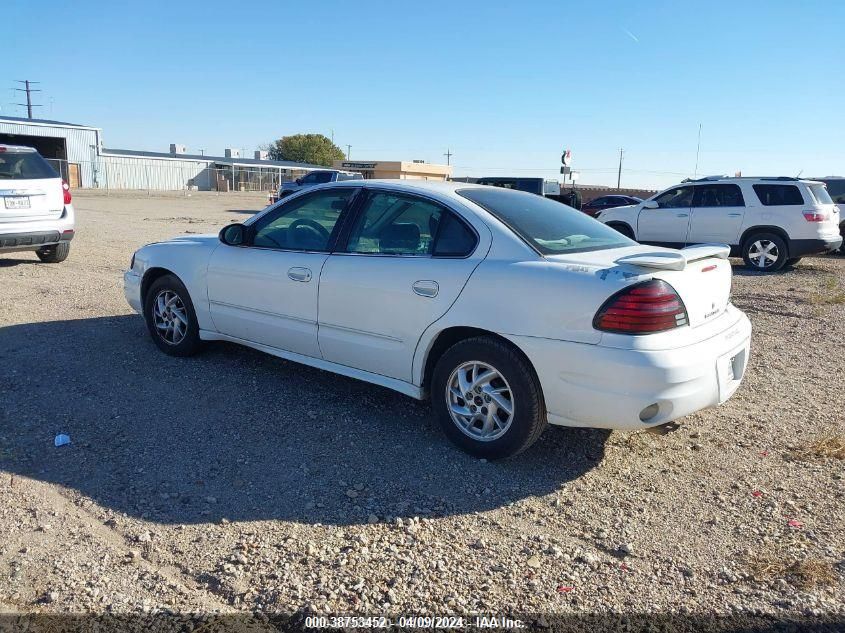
[642,200,659,209]
[219,223,247,246]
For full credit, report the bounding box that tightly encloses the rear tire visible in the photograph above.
[741,232,788,272]
[431,336,546,459]
[143,274,203,357]
[36,242,70,263]
[839,224,845,255]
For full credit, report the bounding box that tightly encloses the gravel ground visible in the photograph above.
[0,191,843,628]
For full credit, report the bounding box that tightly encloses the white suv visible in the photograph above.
[597,176,842,271]
[0,145,74,263]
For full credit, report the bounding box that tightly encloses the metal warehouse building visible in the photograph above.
[0,116,324,191]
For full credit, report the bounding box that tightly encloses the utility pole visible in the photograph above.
[198,149,205,156]
[443,148,453,166]
[330,129,334,144]
[346,145,351,160]
[616,148,624,189]
[15,80,42,119]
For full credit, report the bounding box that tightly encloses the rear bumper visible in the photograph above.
[790,236,843,256]
[0,229,74,252]
[506,310,752,430]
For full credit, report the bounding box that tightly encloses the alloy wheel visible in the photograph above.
[748,239,779,268]
[446,361,515,442]
[152,289,189,345]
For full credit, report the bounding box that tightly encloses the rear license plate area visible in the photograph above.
[4,196,31,209]
[717,344,748,402]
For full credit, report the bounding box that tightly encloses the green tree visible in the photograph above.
[266,134,345,167]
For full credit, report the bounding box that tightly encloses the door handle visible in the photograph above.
[727,213,742,217]
[412,280,439,298]
[676,213,689,218]
[287,267,312,282]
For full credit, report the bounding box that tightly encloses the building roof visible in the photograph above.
[102,147,324,170]
[0,115,99,130]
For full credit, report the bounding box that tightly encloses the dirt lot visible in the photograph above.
[1,191,843,628]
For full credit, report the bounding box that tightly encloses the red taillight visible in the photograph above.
[803,210,828,222]
[593,280,689,334]
[62,180,72,205]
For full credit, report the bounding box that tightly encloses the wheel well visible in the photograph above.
[140,267,177,304]
[421,326,536,393]
[739,226,790,251]
[606,221,634,238]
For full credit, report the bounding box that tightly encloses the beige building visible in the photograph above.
[333,160,452,181]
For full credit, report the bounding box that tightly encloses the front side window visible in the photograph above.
[458,187,634,255]
[692,184,745,207]
[252,188,354,251]
[347,192,444,255]
[752,184,804,206]
[653,186,695,209]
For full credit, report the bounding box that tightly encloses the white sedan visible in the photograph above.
[124,181,751,459]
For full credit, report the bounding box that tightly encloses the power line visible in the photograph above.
[14,80,42,119]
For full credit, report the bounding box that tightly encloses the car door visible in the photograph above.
[317,189,485,383]
[687,183,746,245]
[636,185,694,245]
[206,187,358,358]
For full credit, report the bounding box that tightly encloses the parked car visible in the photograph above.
[581,195,643,218]
[272,169,362,203]
[0,144,74,263]
[596,176,842,271]
[125,181,751,459]
[475,177,545,196]
[811,177,845,254]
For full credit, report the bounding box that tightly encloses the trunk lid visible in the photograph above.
[547,243,733,329]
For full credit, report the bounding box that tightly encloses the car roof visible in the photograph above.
[0,144,37,153]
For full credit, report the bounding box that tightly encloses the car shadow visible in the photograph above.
[0,315,608,527]
[0,255,39,267]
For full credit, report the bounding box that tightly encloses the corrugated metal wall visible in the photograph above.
[0,121,100,187]
[99,155,215,190]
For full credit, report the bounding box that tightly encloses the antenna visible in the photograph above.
[693,123,702,178]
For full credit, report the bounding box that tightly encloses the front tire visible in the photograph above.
[608,223,635,240]
[144,274,203,357]
[36,242,70,263]
[742,232,788,272]
[431,336,546,459]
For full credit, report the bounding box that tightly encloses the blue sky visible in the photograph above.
[5,0,844,188]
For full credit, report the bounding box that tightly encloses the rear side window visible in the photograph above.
[808,184,833,205]
[433,212,477,257]
[0,149,58,180]
[692,184,745,207]
[752,184,804,206]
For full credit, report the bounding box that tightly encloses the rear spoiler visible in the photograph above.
[615,244,730,271]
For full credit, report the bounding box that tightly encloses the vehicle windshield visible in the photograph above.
[808,183,833,205]
[458,187,636,255]
[0,148,58,180]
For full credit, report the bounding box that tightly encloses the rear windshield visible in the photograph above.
[808,184,833,205]
[458,187,635,255]
[0,148,58,180]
